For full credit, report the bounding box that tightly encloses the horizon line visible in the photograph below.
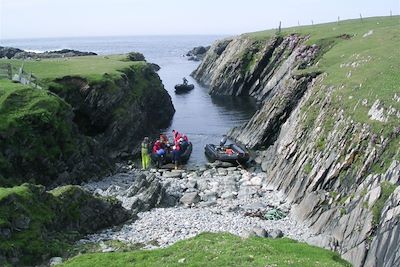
[1,14,398,42]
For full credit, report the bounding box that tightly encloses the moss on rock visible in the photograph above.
[0,184,129,266]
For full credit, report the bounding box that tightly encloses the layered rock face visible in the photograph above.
[192,34,318,101]
[193,31,399,266]
[0,60,174,187]
[49,64,175,159]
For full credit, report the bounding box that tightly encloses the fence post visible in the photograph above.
[337,16,340,24]
[311,20,314,25]
[360,13,363,23]
[278,21,281,34]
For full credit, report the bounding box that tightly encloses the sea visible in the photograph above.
[1,35,257,165]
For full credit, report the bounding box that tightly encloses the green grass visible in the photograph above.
[372,181,397,227]
[255,16,400,174]
[0,184,125,265]
[0,79,77,186]
[0,184,60,264]
[0,53,157,186]
[248,16,400,132]
[62,232,350,267]
[0,54,142,83]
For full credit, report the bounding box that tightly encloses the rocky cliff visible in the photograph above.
[0,183,129,266]
[0,54,174,187]
[193,16,400,267]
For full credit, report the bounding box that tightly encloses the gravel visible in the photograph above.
[79,165,314,249]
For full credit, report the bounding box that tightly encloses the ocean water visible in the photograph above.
[1,36,257,165]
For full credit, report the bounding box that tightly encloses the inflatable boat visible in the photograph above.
[204,143,249,164]
[174,83,194,93]
[151,142,193,166]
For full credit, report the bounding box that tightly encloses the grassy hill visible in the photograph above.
[0,53,172,186]
[0,54,141,83]
[62,233,350,267]
[247,16,400,129]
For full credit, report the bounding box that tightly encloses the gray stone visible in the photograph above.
[180,192,200,206]
[241,202,267,211]
[253,227,268,237]
[269,229,284,239]
[163,171,182,178]
[241,230,257,239]
[261,161,269,172]
[342,242,367,267]
[0,228,11,239]
[220,191,236,200]
[49,257,63,266]
[13,215,30,230]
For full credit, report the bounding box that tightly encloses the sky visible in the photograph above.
[0,0,399,39]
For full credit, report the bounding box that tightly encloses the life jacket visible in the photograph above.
[225,148,233,155]
[153,141,162,153]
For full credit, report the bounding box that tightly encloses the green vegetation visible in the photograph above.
[0,79,76,186]
[0,184,125,265]
[372,181,397,226]
[1,54,141,83]
[62,232,350,267]
[0,184,63,265]
[253,16,400,175]
[0,53,158,186]
[303,162,312,174]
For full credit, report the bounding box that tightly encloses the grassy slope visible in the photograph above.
[62,233,350,267]
[250,16,400,169]
[247,16,400,129]
[0,79,76,185]
[0,55,149,186]
[1,54,137,82]
[0,184,124,265]
[0,184,61,265]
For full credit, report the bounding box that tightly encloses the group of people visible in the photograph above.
[141,130,190,170]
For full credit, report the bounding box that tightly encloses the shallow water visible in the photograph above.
[1,36,257,165]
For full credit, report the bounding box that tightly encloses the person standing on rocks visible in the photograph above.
[141,137,151,169]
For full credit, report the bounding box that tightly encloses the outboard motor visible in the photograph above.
[220,135,228,147]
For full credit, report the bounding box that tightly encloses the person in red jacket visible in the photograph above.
[153,139,166,167]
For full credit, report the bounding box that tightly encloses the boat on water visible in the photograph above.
[205,143,249,164]
[151,142,193,166]
[174,83,194,93]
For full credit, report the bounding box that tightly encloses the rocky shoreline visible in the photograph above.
[77,163,313,251]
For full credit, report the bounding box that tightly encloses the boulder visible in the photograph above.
[180,192,200,206]
[253,227,268,237]
[269,229,284,239]
[127,52,146,61]
[49,257,63,266]
[240,230,257,239]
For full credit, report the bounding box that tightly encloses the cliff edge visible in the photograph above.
[192,16,400,267]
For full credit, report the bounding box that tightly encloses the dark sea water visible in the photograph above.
[1,36,257,165]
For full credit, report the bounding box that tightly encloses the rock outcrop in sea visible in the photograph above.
[0,46,97,59]
[186,46,210,61]
[192,23,399,267]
